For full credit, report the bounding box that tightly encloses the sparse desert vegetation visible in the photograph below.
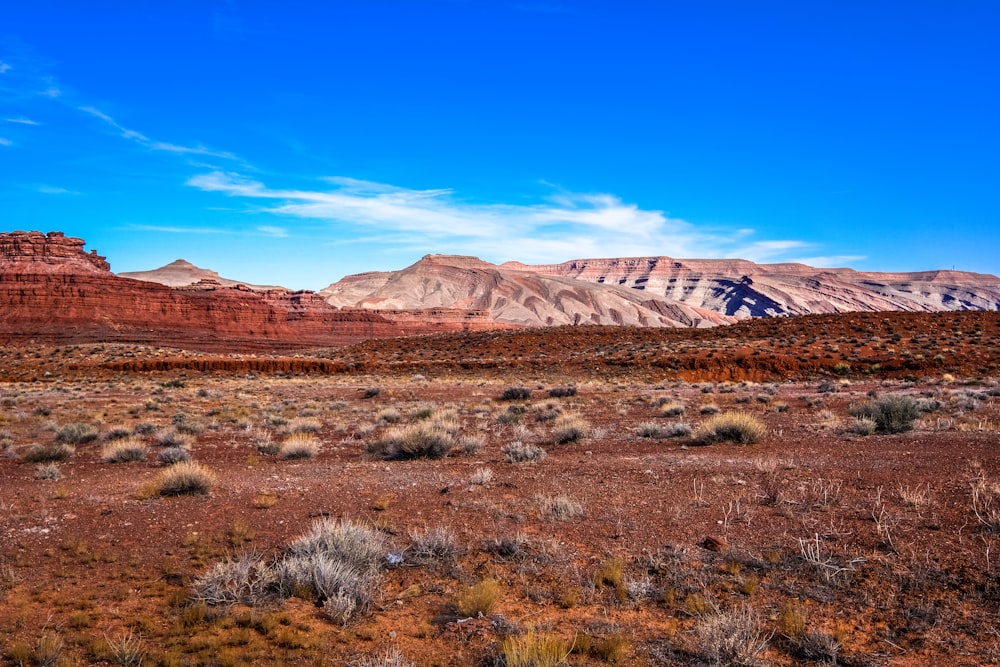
[1,311,999,665]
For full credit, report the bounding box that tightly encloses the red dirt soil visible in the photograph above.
[1,311,999,666]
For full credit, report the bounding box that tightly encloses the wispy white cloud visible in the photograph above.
[79,105,238,160]
[0,137,11,146]
[126,224,232,235]
[0,62,10,74]
[788,254,866,268]
[3,116,39,125]
[36,185,79,195]
[256,225,288,238]
[188,171,816,264]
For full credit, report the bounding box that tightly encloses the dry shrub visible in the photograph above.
[849,394,919,433]
[366,423,454,460]
[694,412,766,445]
[660,402,686,417]
[193,552,278,606]
[22,443,74,463]
[551,413,589,444]
[694,604,770,666]
[537,494,585,521]
[503,441,546,463]
[158,446,191,465]
[55,422,98,445]
[279,433,321,460]
[501,387,532,401]
[101,437,147,463]
[356,647,414,667]
[501,630,568,667]
[156,461,216,496]
[409,526,459,563]
[456,578,501,617]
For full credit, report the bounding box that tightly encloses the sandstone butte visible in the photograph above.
[0,231,505,352]
[320,253,1000,323]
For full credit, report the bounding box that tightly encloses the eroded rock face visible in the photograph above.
[320,254,734,328]
[501,257,1000,317]
[0,233,503,351]
[0,231,110,273]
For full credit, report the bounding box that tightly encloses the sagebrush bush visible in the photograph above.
[662,422,693,438]
[55,422,98,445]
[22,443,74,463]
[502,441,546,463]
[279,433,321,460]
[101,437,148,463]
[277,518,385,621]
[158,446,191,465]
[636,422,666,439]
[694,412,766,444]
[548,386,577,398]
[366,423,454,460]
[500,387,531,401]
[35,463,62,480]
[154,427,192,448]
[694,604,770,666]
[287,518,386,571]
[848,394,919,434]
[156,461,216,496]
[193,552,278,606]
[409,526,459,563]
[104,425,133,441]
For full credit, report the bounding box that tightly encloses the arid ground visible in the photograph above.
[2,311,1000,666]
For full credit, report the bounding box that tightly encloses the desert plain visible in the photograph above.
[2,311,1000,666]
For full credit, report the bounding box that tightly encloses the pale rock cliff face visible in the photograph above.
[500,257,1000,317]
[119,259,283,291]
[320,254,734,328]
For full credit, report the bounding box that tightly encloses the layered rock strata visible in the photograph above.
[0,232,502,351]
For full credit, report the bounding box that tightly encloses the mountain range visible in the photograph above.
[3,231,998,351]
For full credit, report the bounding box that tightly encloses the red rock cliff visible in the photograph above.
[0,232,506,351]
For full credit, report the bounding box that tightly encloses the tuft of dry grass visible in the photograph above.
[694,411,766,444]
[456,578,502,617]
[155,461,216,496]
[279,433,321,460]
[101,436,148,463]
[551,413,589,444]
[501,629,568,667]
[22,443,75,463]
[366,423,454,460]
[537,494,585,521]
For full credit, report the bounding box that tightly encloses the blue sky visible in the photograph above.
[2,1,997,289]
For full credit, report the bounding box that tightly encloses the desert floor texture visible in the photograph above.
[2,311,1000,666]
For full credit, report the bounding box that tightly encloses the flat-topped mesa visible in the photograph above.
[0,231,110,273]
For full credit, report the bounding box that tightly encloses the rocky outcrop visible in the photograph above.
[0,232,506,351]
[501,257,1000,317]
[320,254,734,328]
[120,259,284,291]
[1,231,110,273]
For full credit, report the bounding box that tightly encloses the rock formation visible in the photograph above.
[320,253,999,326]
[320,254,732,328]
[119,259,283,291]
[501,257,1000,317]
[0,232,503,351]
